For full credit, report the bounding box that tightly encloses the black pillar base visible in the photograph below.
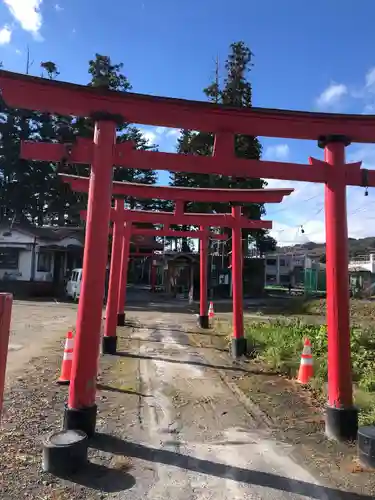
[42,429,88,475]
[117,312,125,326]
[102,335,117,355]
[63,404,97,438]
[198,315,209,329]
[325,405,358,441]
[358,426,375,469]
[231,337,247,358]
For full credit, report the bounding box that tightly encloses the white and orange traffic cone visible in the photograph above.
[297,338,313,384]
[208,301,215,323]
[57,331,74,385]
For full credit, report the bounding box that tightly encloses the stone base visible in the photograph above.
[198,315,209,329]
[325,405,358,441]
[358,426,375,469]
[102,335,118,355]
[63,404,97,439]
[117,312,125,326]
[42,429,88,475]
[231,337,247,358]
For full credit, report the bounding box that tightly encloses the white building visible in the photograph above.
[348,254,375,274]
[0,223,84,297]
[265,253,314,287]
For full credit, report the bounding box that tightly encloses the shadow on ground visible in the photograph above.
[115,351,280,376]
[97,383,153,398]
[91,433,371,499]
[125,324,225,337]
[53,461,136,493]
[119,334,228,352]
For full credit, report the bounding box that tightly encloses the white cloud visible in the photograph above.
[316,83,348,109]
[317,67,375,114]
[265,143,375,245]
[0,25,12,45]
[154,126,180,138]
[15,48,21,55]
[55,3,63,11]
[3,0,43,39]
[365,67,375,91]
[166,128,180,137]
[141,131,157,145]
[264,144,289,161]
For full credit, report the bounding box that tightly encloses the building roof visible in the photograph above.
[0,223,85,243]
[0,223,163,250]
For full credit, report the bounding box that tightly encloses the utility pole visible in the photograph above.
[25,46,33,75]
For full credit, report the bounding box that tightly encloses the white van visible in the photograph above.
[65,268,82,302]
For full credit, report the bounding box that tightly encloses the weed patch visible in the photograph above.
[242,319,375,425]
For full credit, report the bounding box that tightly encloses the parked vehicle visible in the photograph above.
[65,268,82,302]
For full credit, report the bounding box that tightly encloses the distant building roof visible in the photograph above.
[0,223,86,243]
[0,223,163,250]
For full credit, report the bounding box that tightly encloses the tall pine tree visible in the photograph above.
[0,54,159,227]
[170,42,276,253]
[50,54,159,225]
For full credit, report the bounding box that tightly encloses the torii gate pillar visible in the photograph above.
[117,222,132,326]
[103,199,124,354]
[64,119,116,437]
[199,226,209,328]
[231,205,246,357]
[320,135,358,441]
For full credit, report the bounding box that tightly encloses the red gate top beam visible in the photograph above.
[21,138,369,186]
[80,209,272,230]
[59,174,293,203]
[2,70,375,142]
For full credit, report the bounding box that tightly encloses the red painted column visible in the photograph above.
[321,135,358,441]
[103,199,125,354]
[0,293,12,422]
[65,120,116,437]
[117,221,132,326]
[199,226,209,328]
[231,205,245,357]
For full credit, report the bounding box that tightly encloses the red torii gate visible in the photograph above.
[117,228,227,319]
[80,202,274,355]
[61,174,291,330]
[84,212,229,329]
[1,71,372,448]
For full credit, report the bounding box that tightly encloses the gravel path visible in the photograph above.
[120,316,326,499]
[1,307,373,498]
[6,300,78,376]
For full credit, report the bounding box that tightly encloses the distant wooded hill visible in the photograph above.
[276,237,375,262]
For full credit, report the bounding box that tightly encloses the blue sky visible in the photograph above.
[1,0,375,246]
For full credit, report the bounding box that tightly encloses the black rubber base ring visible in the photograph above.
[358,425,375,469]
[42,429,88,475]
[63,404,97,438]
[231,337,247,358]
[117,312,126,327]
[102,335,117,355]
[325,405,358,441]
[198,315,209,329]
[56,379,70,386]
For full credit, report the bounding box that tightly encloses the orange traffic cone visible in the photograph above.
[297,338,314,384]
[57,331,74,385]
[208,301,215,321]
